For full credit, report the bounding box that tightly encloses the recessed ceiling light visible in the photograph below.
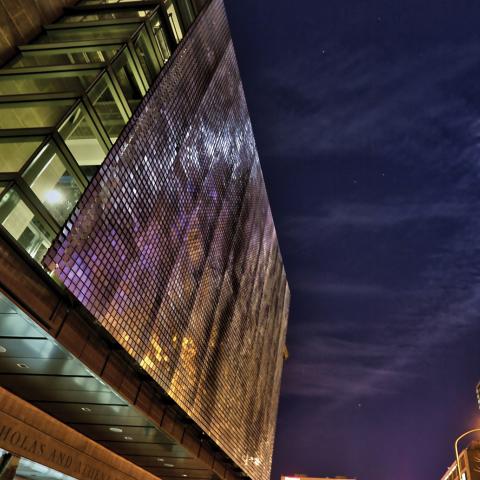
[182,475,188,477]
[16,363,29,369]
[81,407,91,412]
[157,458,164,462]
[124,436,133,440]
[0,346,6,353]
[109,427,123,433]
[164,464,174,468]
[44,189,63,205]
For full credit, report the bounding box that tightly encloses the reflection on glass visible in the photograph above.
[59,105,107,170]
[0,102,74,129]
[0,188,53,261]
[177,0,196,30]
[80,0,146,4]
[166,2,184,43]
[112,49,144,109]
[0,0,201,266]
[80,165,100,181]
[10,53,78,68]
[37,24,137,42]
[0,73,97,95]
[0,137,44,172]
[0,448,78,480]
[10,48,118,68]
[150,13,171,65]
[88,73,128,143]
[23,143,83,224]
[61,9,151,22]
[134,29,159,84]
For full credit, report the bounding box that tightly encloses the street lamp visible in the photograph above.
[454,428,480,479]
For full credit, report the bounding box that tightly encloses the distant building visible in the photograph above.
[281,474,356,480]
[441,442,480,480]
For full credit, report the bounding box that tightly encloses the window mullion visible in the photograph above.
[126,40,149,93]
[51,132,89,190]
[81,96,112,152]
[105,66,132,122]
[15,178,60,235]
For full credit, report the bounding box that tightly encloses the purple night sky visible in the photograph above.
[224,1,480,479]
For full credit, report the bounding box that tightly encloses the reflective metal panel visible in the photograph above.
[44,2,290,480]
[0,292,211,478]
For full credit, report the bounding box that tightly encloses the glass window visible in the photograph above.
[66,47,119,64]
[9,53,75,68]
[0,187,53,262]
[112,48,145,109]
[0,100,74,129]
[0,71,98,95]
[37,24,138,43]
[177,0,196,30]
[0,448,79,480]
[134,28,159,84]
[87,72,128,143]
[0,136,44,172]
[61,9,151,22]
[149,13,172,65]
[80,165,100,181]
[59,105,107,171]
[80,0,148,4]
[11,47,119,68]
[164,1,184,43]
[23,143,83,224]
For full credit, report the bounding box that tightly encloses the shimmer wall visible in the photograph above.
[44,1,290,480]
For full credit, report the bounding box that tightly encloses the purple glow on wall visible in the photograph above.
[44,2,289,480]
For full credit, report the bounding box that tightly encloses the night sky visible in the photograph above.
[224,1,480,479]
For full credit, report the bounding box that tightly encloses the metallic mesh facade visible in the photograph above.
[44,2,290,480]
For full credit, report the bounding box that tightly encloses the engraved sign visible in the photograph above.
[0,414,124,480]
[0,388,158,480]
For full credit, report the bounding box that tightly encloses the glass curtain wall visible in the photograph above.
[0,0,200,264]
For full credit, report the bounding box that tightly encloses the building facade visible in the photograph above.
[281,474,357,480]
[0,3,289,480]
[441,442,480,480]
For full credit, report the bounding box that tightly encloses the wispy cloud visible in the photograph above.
[243,19,480,412]
[257,42,480,162]
[283,201,467,233]
[282,362,405,399]
[281,201,469,257]
[296,281,391,296]
[280,195,480,407]
[281,331,419,399]
[227,1,480,477]
[282,221,480,406]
